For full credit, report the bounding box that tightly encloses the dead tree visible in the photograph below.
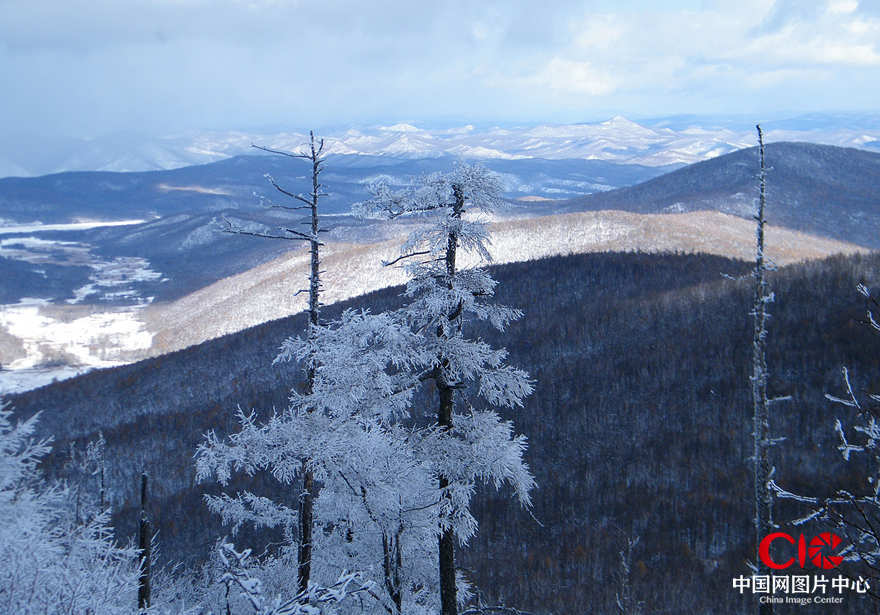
[752,124,774,615]
[616,533,642,615]
[224,131,327,594]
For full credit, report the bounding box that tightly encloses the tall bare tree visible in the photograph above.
[223,131,327,593]
[752,124,774,615]
[138,473,151,611]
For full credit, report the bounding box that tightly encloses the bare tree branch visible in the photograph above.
[382,250,432,267]
[251,143,310,160]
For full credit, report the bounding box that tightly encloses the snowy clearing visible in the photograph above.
[0,301,152,374]
[0,219,146,234]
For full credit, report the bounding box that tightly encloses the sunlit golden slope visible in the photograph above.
[143,209,868,356]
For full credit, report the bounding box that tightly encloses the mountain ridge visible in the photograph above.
[560,141,880,248]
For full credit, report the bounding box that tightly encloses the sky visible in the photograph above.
[1,0,879,139]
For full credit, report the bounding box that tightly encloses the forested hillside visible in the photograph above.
[9,248,880,613]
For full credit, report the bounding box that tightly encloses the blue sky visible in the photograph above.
[1,0,878,138]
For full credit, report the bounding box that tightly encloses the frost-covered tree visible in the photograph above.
[615,533,642,615]
[65,430,107,524]
[750,125,779,615]
[0,403,141,614]
[197,164,535,614]
[355,163,535,615]
[196,309,441,613]
[212,540,373,615]
[222,131,328,594]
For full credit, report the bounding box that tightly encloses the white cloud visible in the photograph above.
[827,0,859,15]
[525,58,618,96]
[0,0,878,142]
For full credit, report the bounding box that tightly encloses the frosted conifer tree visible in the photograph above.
[0,403,141,614]
[355,163,535,615]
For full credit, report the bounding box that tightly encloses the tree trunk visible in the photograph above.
[138,473,151,611]
[298,131,323,595]
[438,185,464,615]
[383,530,404,614]
[753,125,773,615]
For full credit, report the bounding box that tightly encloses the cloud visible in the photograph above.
[0,0,878,143]
[502,58,618,96]
[827,0,859,16]
[486,0,879,109]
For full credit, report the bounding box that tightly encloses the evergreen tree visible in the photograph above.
[356,163,535,615]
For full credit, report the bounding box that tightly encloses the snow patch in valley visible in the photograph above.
[0,365,90,395]
[0,300,153,393]
[0,228,166,393]
[68,256,164,304]
[0,220,146,234]
[0,236,165,304]
[0,237,93,265]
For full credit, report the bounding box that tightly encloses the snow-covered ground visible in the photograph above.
[0,300,152,369]
[0,235,164,304]
[68,256,163,304]
[0,365,90,395]
[0,220,145,234]
[0,221,164,394]
[0,299,153,394]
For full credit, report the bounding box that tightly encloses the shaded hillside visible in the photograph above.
[561,142,880,248]
[9,250,880,613]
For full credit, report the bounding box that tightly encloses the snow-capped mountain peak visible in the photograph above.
[3,114,879,178]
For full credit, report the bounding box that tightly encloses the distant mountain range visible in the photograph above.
[2,113,879,178]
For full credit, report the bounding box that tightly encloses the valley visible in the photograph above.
[2,138,878,394]
[0,130,878,612]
